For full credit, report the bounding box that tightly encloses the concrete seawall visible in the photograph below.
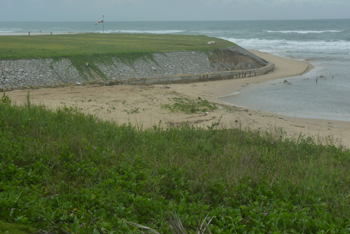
[0,46,274,91]
[103,62,275,86]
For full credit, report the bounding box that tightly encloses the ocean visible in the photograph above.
[1,20,350,121]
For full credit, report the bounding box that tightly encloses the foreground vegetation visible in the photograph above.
[1,93,350,233]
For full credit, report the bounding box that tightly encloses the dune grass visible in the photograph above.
[161,97,217,114]
[0,33,234,60]
[1,92,350,233]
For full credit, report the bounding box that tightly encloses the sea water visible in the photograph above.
[1,20,350,121]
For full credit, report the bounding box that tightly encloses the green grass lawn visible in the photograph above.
[0,33,235,81]
[0,33,235,60]
[1,93,350,233]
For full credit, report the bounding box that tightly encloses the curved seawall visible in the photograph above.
[0,46,274,91]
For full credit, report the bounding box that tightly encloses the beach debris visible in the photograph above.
[283,79,288,83]
[319,75,324,78]
[76,82,82,85]
[205,112,209,115]
[207,41,216,45]
[287,82,291,85]
[151,67,157,71]
[86,63,90,67]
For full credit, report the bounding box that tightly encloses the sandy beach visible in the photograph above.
[6,50,350,149]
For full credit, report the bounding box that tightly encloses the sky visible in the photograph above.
[0,0,349,21]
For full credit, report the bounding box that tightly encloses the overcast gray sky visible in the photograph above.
[0,0,349,21]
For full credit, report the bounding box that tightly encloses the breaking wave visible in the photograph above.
[264,30,344,34]
[221,37,350,54]
[105,30,185,34]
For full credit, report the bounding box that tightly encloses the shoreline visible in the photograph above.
[5,51,350,149]
[0,32,78,36]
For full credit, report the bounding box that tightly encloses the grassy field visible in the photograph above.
[0,33,235,80]
[1,92,350,233]
[0,33,234,60]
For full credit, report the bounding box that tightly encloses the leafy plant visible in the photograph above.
[0,93,11,106]
[127,212,214,234]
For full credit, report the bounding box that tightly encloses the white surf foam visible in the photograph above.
[0,28,23,33]
[104,30,185,34]
[264,30,344,34]
[221,37,350,54]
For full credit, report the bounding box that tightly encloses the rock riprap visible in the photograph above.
[0,58,83,89]
[0,46,268,89]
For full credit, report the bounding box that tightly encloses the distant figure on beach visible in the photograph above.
[316,77,318,84]
[28,32,30,36]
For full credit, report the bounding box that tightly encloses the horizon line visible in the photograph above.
[0,18,350,22]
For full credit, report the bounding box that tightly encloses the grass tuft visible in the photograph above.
[162,97,217,114]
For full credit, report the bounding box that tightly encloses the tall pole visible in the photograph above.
[103,15,104,33]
